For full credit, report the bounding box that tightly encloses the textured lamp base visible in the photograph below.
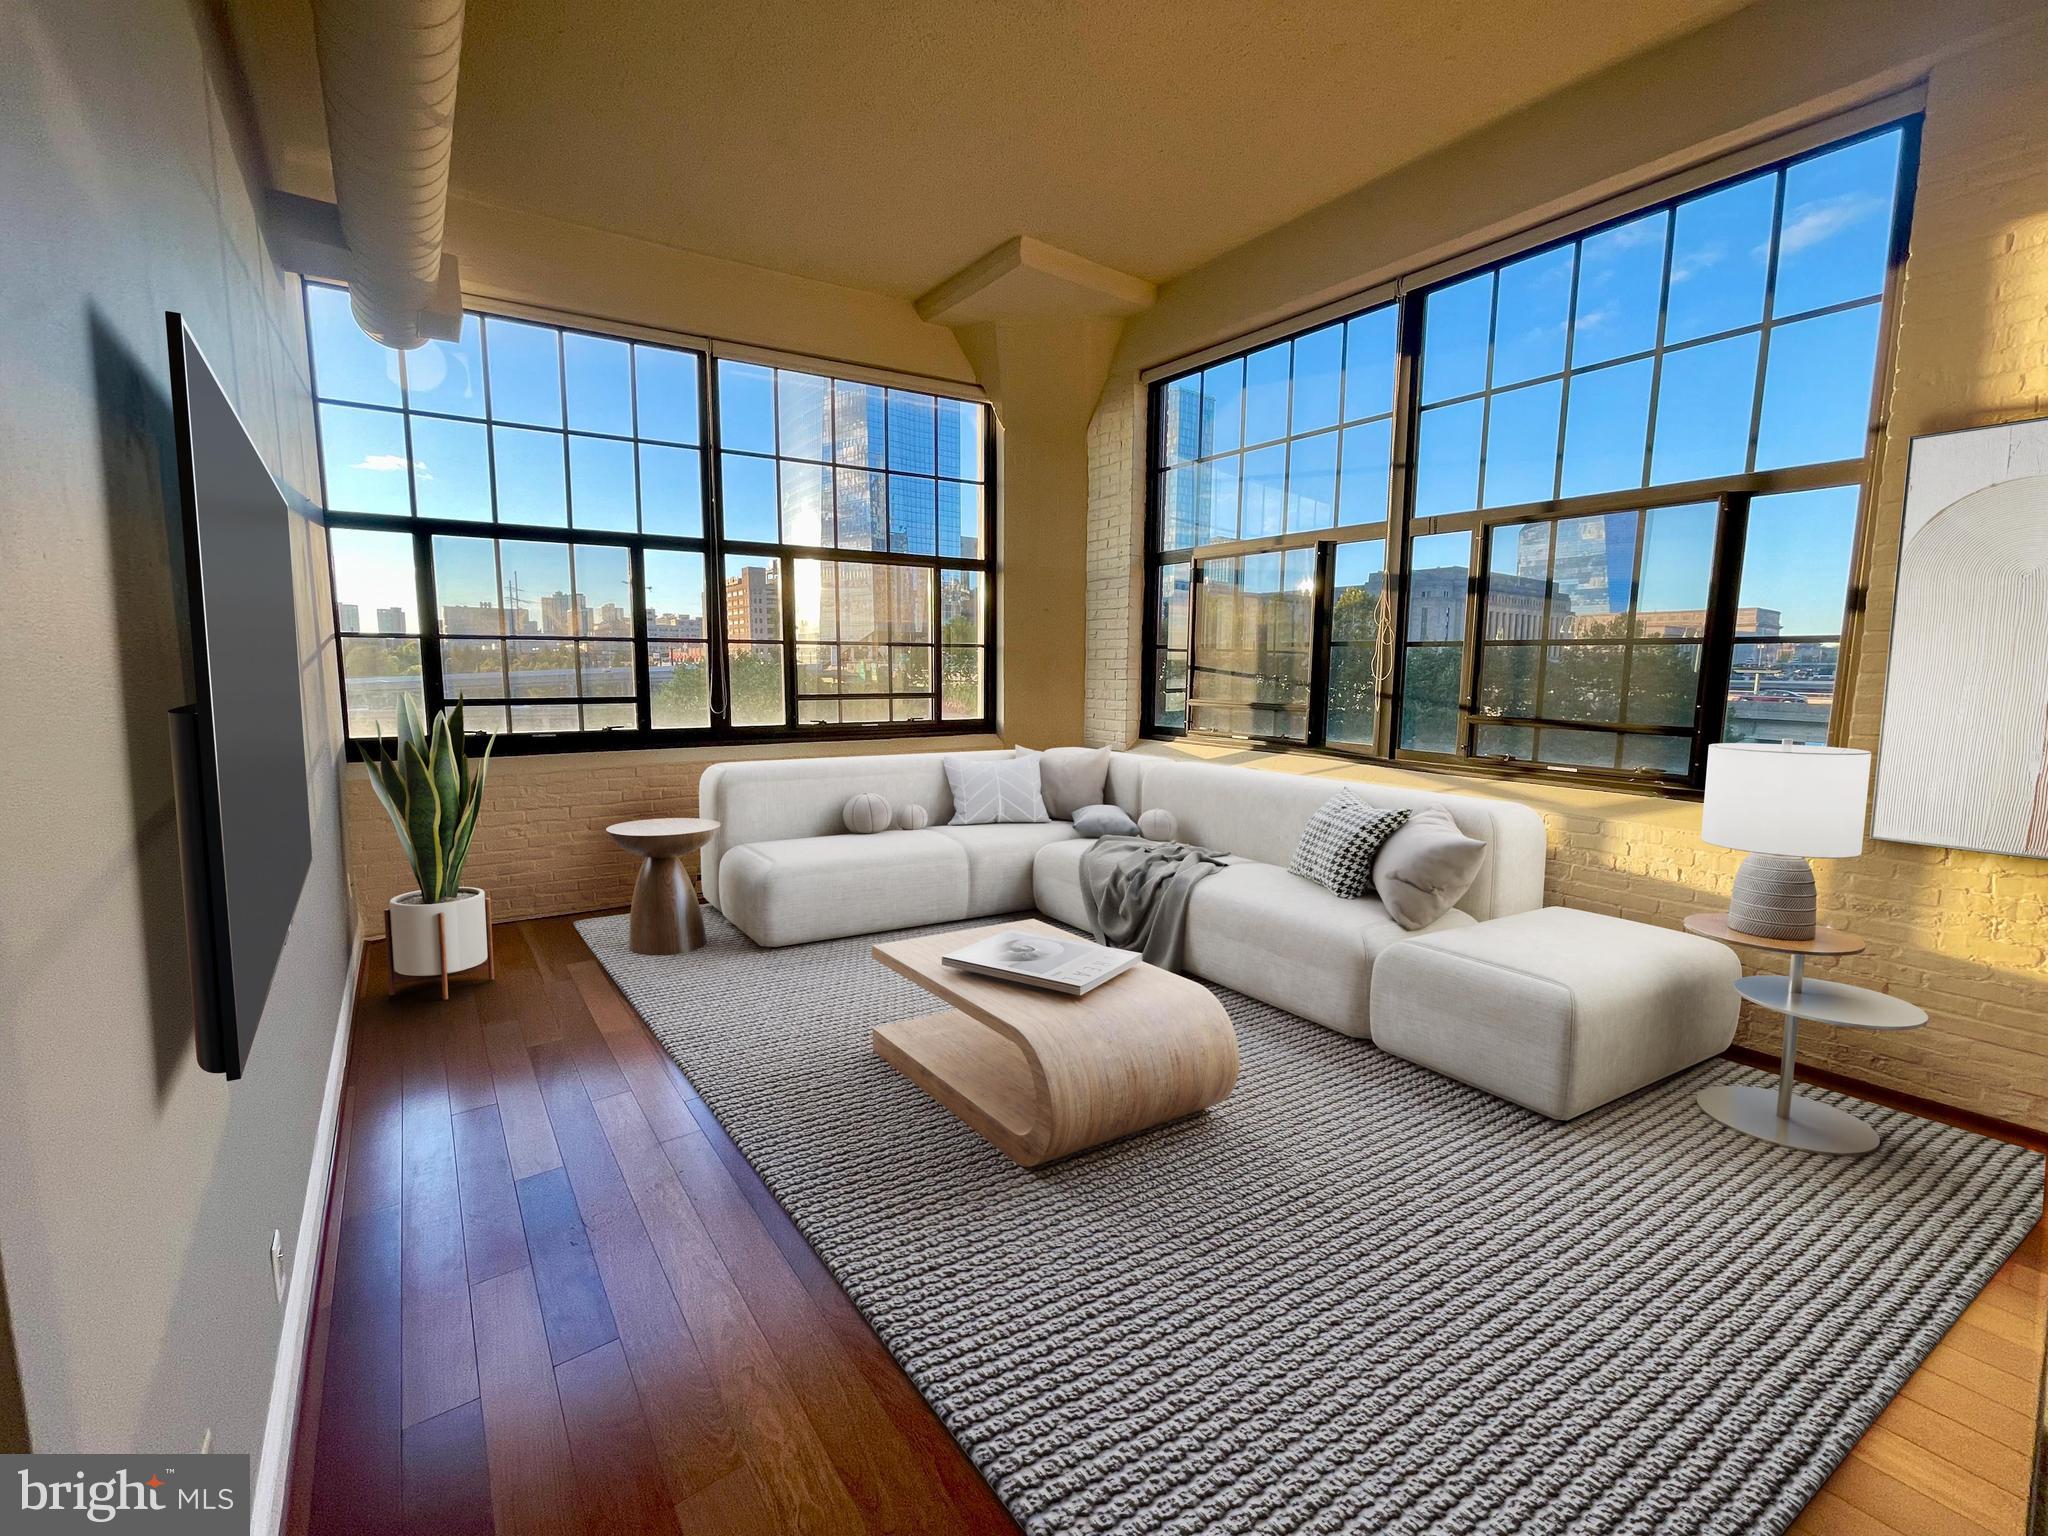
[1729,852,1817,940]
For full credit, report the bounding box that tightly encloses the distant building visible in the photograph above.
[1637,606,1782,638]
[593,601,632,637]
[539,590,592,636]
[1483,574,1552,640]
[375,605,406,633]
[440,603,511,634]
[647,611,705,640]
[725,564,780,641]
[339,603,360,632]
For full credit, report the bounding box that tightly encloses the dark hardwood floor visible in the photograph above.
[284,913,1020,1536]
[287,914,2045,1536]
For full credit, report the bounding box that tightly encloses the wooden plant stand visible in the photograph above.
[385,891,498,1000]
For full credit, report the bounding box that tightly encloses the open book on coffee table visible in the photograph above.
[940,929,1141,996]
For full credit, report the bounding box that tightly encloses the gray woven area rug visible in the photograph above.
[576,910,2042,1536]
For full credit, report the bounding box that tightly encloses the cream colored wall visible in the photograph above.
[1086,5,2048,1130]
[0,0,351,1456]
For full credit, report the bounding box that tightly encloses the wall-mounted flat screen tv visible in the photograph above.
[166,312,315,1079]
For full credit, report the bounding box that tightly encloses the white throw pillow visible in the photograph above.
[1037,746,1112,819]
[842,792,892,834]
[1371,805,1488,928]
[945,752,1049,825]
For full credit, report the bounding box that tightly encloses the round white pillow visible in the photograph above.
[894,803,930,831]
[1137,807,1179,842]
[843,792,892,834]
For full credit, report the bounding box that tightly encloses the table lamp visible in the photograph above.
[1702,744,1871,940]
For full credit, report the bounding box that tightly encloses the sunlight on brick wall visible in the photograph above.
[1086,25,2048,1131]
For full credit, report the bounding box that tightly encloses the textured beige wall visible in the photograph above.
[0,0,352,1456]
[1086,13,2048,1131]
[345,734,1004,929]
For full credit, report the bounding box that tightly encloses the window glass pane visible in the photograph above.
[1189,549,1314,740]
[644,550,707,641]
[1621,734,1692,775]
[568,434,637,531]
[574,544,631,635]
[1773,129,1901,317]
[340,637,424,737]
[1474,723,1534,760]
[1290,324,1343,435]
[1725,639,1837,744]
[1159,466,1198,551]
[894,696,934,723]
[719,453,778,541]
[308,285,401,406]
[1753,305,1880,469]
[1158,562,1191,651]
[1400,646,1462,752]
[1162,373,1204,465]
[1406,532,1471,644]
[583,702,637,731]
[579,640,635,697]
[717,360,775,453]
[319,404,413,516]
[1550,511,1637,637]
[1485,522,1552,641]
[1199,455,1241,544]
[330,527,418,633]
[1559,358,1652,498]
[941,647,982,718]
[940,569,983,644]
[833,468,886,551]
[796,643,837,696]
[723,555,782,643]
[1481,379,1562,508]
[1477,644,1538,718]
[937,398,984,480]
[1242,341,1291,446]
[1737,485,1858,636]
[1337,421,1390,527]
[1326,539,1385,746]
[1240,443,1287,540]
[1666,172,1775,344]
[1649,333,1760,485]
[1421,272,1491,403]
[432,535,503,634]
[1285,430,1339,533]
[406,313,484,418]
[777,371,832,461]
[648,640,710,728]
[498,541,572,635]
[1342,306,1397,423]
[1635,501,1717,636]
[1538,726,1621,768]
[634,346,700,445]
[1571,211,1667,367]
[492,426,568,526]
[484,317,562,428]
[638,443,702,537]
[438,638,501,700]
[1492,245,1573,387]
[1203,359,1245,453]
[774,462,830,546]
[887,390,936,474]
[1625,644,1701,726]
[408,415,492,522]
[727,642,784,726]
[1414,399,1483,516]
[834,380,887,467]
[1542,643,1623,721]
[888,474,936,554]
[1154,648,1189,730]
[938,480,981,557]
[563,332,632,435]
[509,637,578,696]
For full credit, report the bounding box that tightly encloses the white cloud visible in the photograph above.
[353,453,429,480]
[1775,192,1886,258]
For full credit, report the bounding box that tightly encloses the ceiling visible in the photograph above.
[224,0,1759,302]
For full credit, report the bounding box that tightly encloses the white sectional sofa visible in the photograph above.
[699,748,1548,1039]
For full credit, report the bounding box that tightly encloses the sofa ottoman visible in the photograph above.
[1368,907,1740,1120]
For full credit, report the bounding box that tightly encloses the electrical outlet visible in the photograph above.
[270,1229,288,1305]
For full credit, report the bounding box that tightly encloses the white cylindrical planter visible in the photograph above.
[388,887,490,979]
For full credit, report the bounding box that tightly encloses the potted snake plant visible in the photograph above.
[364,697,496,982]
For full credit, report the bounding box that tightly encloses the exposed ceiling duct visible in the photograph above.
[306,0,466,348]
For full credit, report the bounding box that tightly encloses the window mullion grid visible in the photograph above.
[1383,293,1425,755]
[1694,492,1749,777]
[1743,170,1790,475]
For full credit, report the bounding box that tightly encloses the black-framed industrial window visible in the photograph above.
[309,283,996,754]
[1143,114,1917,794]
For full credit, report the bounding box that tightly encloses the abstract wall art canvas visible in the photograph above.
[1873,416,2048,857]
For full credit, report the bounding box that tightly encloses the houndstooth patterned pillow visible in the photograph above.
[1289,794,1412,898]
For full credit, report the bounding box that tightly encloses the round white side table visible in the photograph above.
[1683,912,1927,1156]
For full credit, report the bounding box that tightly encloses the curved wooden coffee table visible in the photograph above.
[606,817,719,955]
[872,919,1239,1167]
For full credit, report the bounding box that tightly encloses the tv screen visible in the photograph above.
[166,312,315,1079]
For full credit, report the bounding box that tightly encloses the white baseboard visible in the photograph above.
[250,924,363,1536]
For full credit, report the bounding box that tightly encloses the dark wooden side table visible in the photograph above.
[607,818,719,956]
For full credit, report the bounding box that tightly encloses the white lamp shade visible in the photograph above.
[1702,743,1871,857]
